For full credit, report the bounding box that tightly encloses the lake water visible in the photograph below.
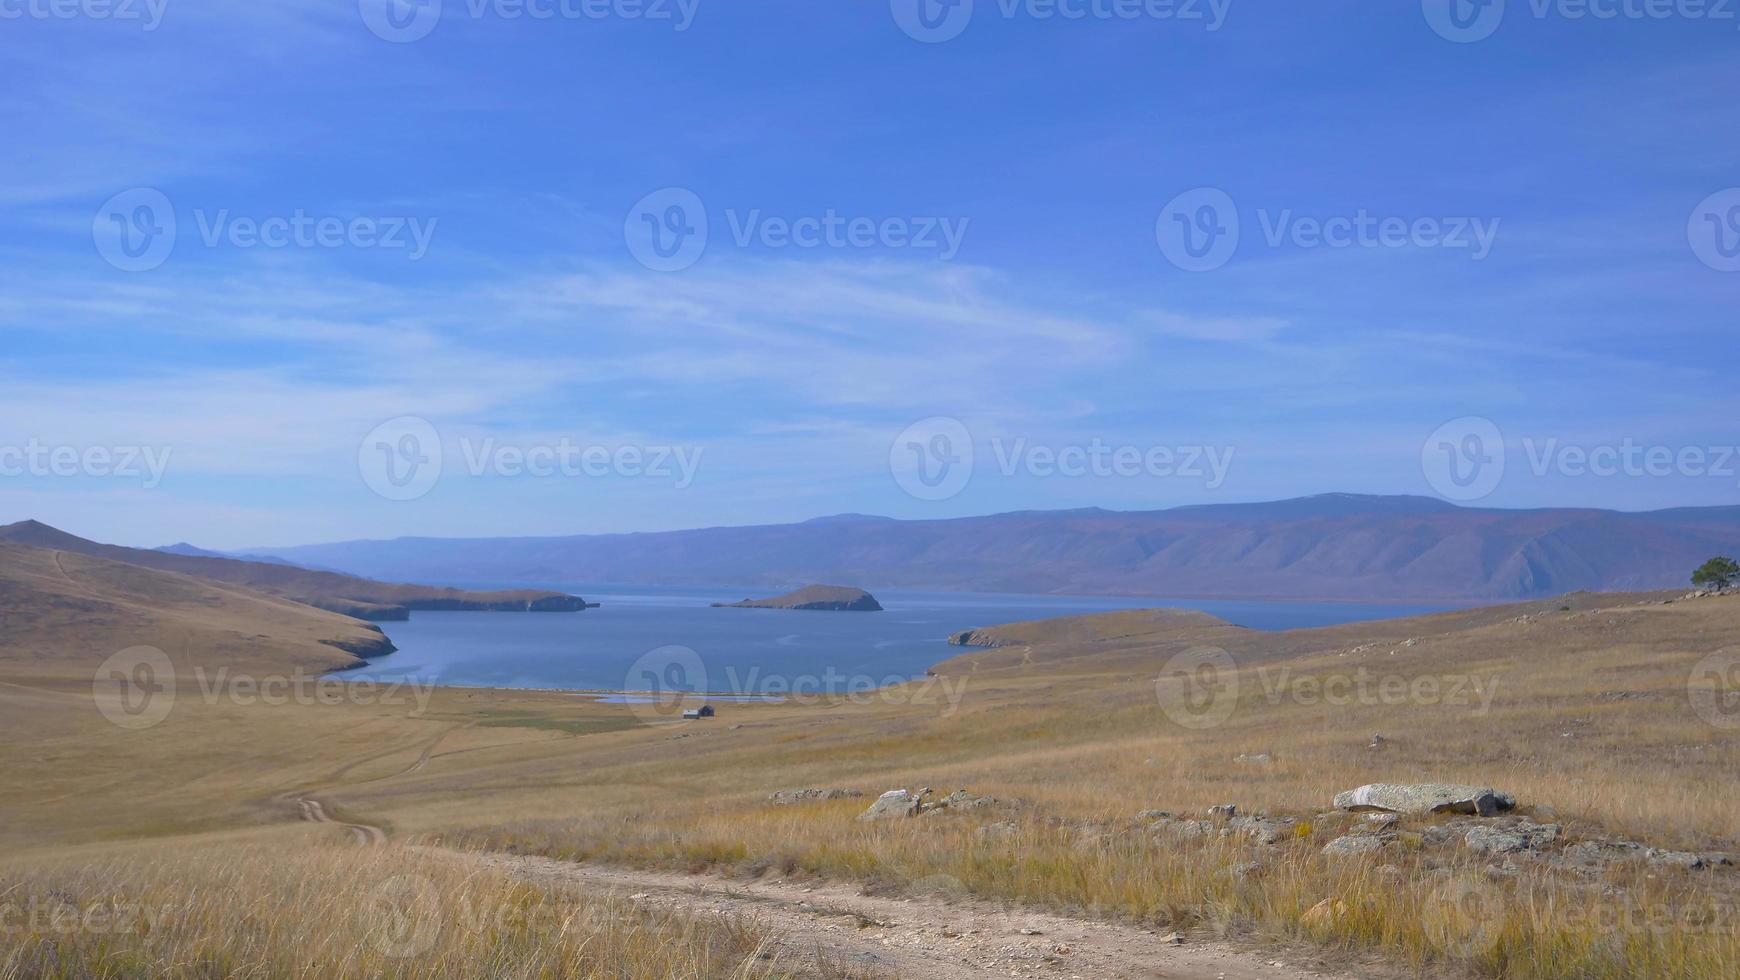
[339,584,1458,695]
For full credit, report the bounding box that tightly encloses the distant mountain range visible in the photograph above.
[247,494,1740,602]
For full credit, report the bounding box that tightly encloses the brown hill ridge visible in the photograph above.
[0,540,394,677]
[0,520,586,620]
[714,585,884,611]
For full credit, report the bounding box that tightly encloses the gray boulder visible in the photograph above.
[1333,783,1516,817]
[857,789,921,822]
[1464,819,1559,855]
[1322,834,1390,858]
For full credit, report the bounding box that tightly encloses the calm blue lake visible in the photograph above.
[338,584,1458,694]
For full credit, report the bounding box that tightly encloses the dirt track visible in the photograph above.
[445,848,1351,980]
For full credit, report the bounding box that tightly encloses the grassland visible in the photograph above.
[3,565,1739,978]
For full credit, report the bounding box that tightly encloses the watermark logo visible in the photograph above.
[370,874,444,958]
[1155,645,1238,729]
[891,0,974,41]
[1428,0,1739,42]
[990,437,1233,488]
[191,209,438,259]
[893,0,1230,40]
[1156,187,1239,272]
[1255,667,1501,715]
[1422,416,1505,502]
[626,187,708,272]
[93,663,437,730]
[0,440,172,488]
[622,644,710,722]
[359,0,697,41]
[93,646,176,731]
[1689,189,1740,273]
[1158,190,1500,270]
[1422,0,1505,42]
[1424,879,1503,956]
[93,189,438,268]
[626,188,969,268]
[358,0,442,41]
[1689,650,1740,730]
[0,0,168,30]
[891,416,974,501]
[93,188,176,273]
[360,416,444,501]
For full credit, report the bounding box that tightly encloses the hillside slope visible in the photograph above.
[0,520,587,620]
[256,495,1740,601]
[0,540,395,677]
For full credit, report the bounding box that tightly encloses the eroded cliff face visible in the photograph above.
[947,628,1013,648]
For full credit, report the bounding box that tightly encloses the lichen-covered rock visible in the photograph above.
[1228,815,1296,845]
[857,789,921,821]
[1333,783,1516,817]
[769,788,864,805]
[1322,834,1390,858]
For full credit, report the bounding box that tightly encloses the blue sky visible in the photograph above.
[3,0,1738,548]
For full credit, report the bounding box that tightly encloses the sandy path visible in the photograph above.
[295,796,387,846]
[445,849,1344,980]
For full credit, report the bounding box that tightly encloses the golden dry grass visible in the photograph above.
[0,831,831,979]
[4,588,1739,978]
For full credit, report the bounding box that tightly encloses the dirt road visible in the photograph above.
[446,849,1348,980]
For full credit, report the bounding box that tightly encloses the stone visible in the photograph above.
[769,788,864,805]
[1463,827,1529,855]
[857,789,921,822]
[1228,815,1296,845]
[1646,849,1709,870]
[1322,834,1389,858]
[1333,783,1516,818]
[934,790,998,811]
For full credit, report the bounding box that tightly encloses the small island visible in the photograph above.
[713,584,884,612]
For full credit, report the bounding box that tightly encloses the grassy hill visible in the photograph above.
[0,540,396,679]
[0,520,587,620]
[4,579,1739,978]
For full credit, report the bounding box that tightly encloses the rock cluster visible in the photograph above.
[856,787,1004,822]
[769,788,865,805]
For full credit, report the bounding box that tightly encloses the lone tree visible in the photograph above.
[1692,557,1739,592]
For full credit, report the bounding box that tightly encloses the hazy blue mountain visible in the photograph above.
[251,495,1740,602]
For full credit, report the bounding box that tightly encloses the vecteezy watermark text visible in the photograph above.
[1155,645,1503,729]
[0,0,167,29]
[93,647,438,730]
[620,645,972,721]
[93,188,438,272]
[1423,0,1740,44]
[0,440,172,489]
[359,416,704,501]
[889,417,1235,502]
[990,436,1233,487]
[359,0,700,42]
[1422,416,1740,502]
[890,0,1232,43]
[0,897,179,936]
[1156,188,1500,272]
[192,209,437,260]
[625,187,968,271]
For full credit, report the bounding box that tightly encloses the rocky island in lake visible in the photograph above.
[713,585,883,612]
